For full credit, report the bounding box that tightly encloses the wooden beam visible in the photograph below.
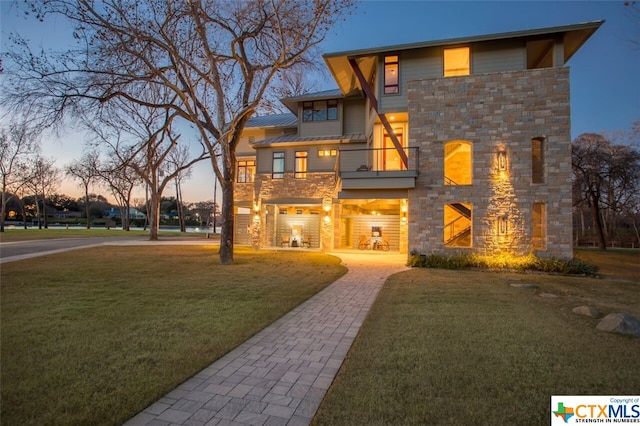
[348,58,408,168]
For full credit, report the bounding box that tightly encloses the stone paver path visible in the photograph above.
[124,252,408,426]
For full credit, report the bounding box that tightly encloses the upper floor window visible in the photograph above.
[318,149,337,157]
[303,99,338,122]
[384,55,399,94]
[444,140,473,185]
[272,152,285,179]
[532,137,545,183]
[237,159,255,183]
[444,47,470,77]
[295,151,308,179]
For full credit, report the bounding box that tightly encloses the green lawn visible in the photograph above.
[313,249,640,426]
[1,245,346,426]
[0,227,209,242]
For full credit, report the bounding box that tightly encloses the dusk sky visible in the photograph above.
[1,1,639,203]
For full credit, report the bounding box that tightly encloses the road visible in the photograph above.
[0,236,218,264]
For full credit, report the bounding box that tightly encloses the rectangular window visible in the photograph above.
[272,152,285,179]
[302,99,338,122]
[532,137,544,183]
[237,160,255,183]
[318,149,337,157]
[384,55,399,94]
[295,151,308,179]
[444,47,470,77]
[532,202,546,250]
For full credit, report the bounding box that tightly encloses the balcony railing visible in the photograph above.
[337,147,420,176]
[337,147,419,190]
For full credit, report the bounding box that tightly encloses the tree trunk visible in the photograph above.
[589,192,607,250]
[0,191,7,232]
[20,199,27,229]
[84,186,91,229]
[34,193,41,229]
[124,198,131,231]
[219,182,234,265]
[42,196,48,229]
[148,189,160,240]
[176,182,186,232]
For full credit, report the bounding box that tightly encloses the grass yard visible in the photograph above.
[0,228,207,242]
[313,249,640,426]
[1,245,346,426]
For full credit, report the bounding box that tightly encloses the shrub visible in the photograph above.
[407,251,598,276]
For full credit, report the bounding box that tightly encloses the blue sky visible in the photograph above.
[1,1,639,202]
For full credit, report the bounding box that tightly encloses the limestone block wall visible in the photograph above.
[234,182,255,205]
[407,68,573,259]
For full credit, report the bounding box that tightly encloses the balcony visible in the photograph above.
[337,147,419,190]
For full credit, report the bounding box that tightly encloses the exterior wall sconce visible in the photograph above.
[253,214,260,222]
[498,216,508,235]
[323,203,331,223]
[497,150,507,170]
[401,214,407,224]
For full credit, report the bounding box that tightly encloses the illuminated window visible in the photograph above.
[444,202,472,247]
[444,140,472,185]
[532,202,546,250]
[532,137,545,183]
[272,152,285,179]
[237,160,255,183]
[294,151,307,179]
[318,149,337,157]
[303,99,338,122]
[444,47,470,77]
[381,128,405,171]
[384,55,399,94]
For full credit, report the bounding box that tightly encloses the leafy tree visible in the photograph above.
[2,0,355,264]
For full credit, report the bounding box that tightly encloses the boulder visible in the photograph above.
[573,306,600,318]
[596,313,640,337]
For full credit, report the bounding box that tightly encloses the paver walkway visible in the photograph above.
[124,252,408,426]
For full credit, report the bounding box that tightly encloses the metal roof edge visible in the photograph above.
[323,20,605,59]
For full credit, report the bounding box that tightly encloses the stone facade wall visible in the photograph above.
[407,68,573,259]
[234,182,255,205]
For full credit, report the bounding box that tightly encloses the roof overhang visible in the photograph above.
[323,20,604,95]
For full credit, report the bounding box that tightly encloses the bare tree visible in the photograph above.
[2,0,355,264]
[98,155,141,231]
[24,156,60,229]
[65,150,100,229]
[0,122,40,231]
[167,145,194,232]
[572,132,640,249]
[83,91,207,239]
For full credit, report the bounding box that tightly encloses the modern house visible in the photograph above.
[233,21,603,259]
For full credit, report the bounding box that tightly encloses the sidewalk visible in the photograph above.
[124,252,408,426]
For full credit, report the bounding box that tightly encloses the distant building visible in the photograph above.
[104,207,146,220]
